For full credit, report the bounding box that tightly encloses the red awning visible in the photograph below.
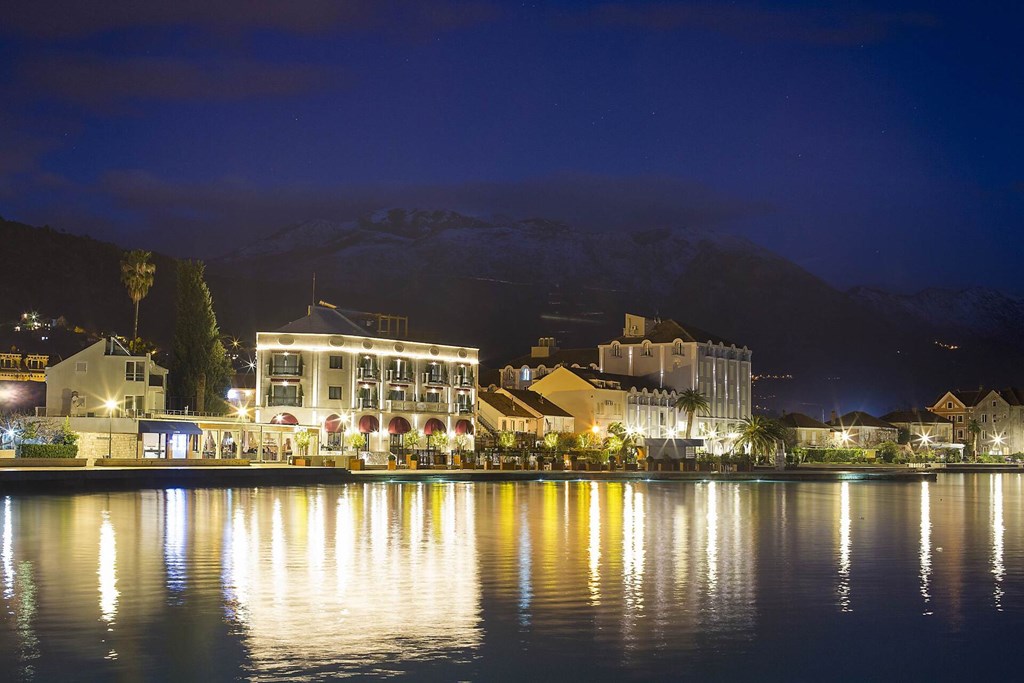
[455,419,474,435]
[423,418,446,435]
[358,415,379,433]
[388,416,411,434]
[324,414,345,433]
[271,413,298,425]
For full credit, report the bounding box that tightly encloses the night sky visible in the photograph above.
[2,1,1022,294]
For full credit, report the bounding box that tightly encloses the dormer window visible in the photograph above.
[611,343,622,358]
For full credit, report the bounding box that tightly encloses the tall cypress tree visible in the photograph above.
[171,260,232,413]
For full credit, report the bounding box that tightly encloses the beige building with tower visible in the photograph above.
[597,313,752,434]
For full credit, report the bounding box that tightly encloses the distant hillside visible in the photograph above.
[0,217,180,344]
[5,210,1024,414]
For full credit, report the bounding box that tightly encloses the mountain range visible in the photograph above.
[3,210,1022,414]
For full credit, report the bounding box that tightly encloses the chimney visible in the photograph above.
[531,337,558,358]
[830,410,838,423]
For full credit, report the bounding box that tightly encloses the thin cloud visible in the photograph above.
[22,54,334,108]
[573,2,936,46]
[1,0,500,39]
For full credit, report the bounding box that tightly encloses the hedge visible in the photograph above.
[18,443,79,458]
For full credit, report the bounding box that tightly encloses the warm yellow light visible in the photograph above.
[104,400,118,411]
[237,406,248,417]
[591,425,601,434]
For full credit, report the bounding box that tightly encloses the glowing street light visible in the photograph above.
[104,399,118,458]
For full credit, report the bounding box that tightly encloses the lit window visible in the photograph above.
[329,355,344,369]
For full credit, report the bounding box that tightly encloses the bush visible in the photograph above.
[18,443,79,458]
[798,447,867,463]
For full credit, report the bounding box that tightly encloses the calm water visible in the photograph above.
[1,475,1022,681]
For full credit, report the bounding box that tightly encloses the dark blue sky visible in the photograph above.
[1,1,1021,293]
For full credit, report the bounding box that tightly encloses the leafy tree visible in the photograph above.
[735,416,789,465]
[967,418,981,461]
[428,430,449,452]
[877,440,900,463]
[452,433,471,453]
[543,431,560,453]
[403,429,424,450]
[294,429,311,456]
[53,417,79,447]
[347,433,366,452]
[674,389,710,438]
[496,430,516,450]
[120,250,156,350]
[170,260,232,413]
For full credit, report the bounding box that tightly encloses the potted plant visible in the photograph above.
[387,453,397,471]
[293,430,312,466]
[409,453,420,470]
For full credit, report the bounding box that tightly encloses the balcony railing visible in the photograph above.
[356,397,379,410]
[456,403,474,415]
[423,373,449,386]
[357,367,380,381]
[267,395,303,407]
[452,375,475,388]
[387,399,416,412]
[267,363,303,377]
[385,370,413,383]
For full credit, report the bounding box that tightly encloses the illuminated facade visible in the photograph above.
[597,314,751,434]
[527,366,679,437]
[254,305,478,457]
[970,389,1024,455]
[43,337,167,417]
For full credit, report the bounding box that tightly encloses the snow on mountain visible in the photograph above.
[849,286,1024,340]
[218,208,765,295]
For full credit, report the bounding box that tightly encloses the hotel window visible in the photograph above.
[328,386,343,400]
[673,342,683,356]
[329,355,344,369]
[388,388,406,401]
[125,360,145,382]
[122,395,144,415]
[611,344,621,358]
[520,367,531,382]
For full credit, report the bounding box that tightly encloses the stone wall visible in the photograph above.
[76,432,140,459]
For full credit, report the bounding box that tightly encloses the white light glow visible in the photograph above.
[992,475,1004,611]
[838,481,851,612]
[98,512,118,626]
[919,482,932,614]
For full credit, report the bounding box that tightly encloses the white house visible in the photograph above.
[970,388,1024,455]
[44,337,167,417]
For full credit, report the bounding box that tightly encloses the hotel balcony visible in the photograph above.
[422,372,449,386]
[452,374,475,388]
[385,370,414,384]
[266,363,304,378]
[455,403,474,415]
[387,399,417,412]
[266,395,303,407]
[356,397,379,410]
[357,367,380,381]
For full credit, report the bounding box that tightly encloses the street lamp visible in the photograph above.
[104,399,118,458]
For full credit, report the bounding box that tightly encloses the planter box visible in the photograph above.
[2,458,88,468]
[549,461,564,471]
[499,462,516,470]
[387,461,397,471]
[349,458,364,471]
[625,463,639,471]
[409,460,420,470]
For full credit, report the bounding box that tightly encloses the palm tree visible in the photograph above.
[735,416,789,466]
[674,389,710,438]
[967,418,981,462]
[120,250,156,349]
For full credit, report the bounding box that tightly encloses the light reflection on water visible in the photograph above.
[0,476,1023,681]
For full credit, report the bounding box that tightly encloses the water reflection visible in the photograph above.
[2,497,12,600]
[920,482,932,614]
[838,481,852,612]
[0,477,1021,680]
[98,512,118,627]
[991,475,1004,611]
